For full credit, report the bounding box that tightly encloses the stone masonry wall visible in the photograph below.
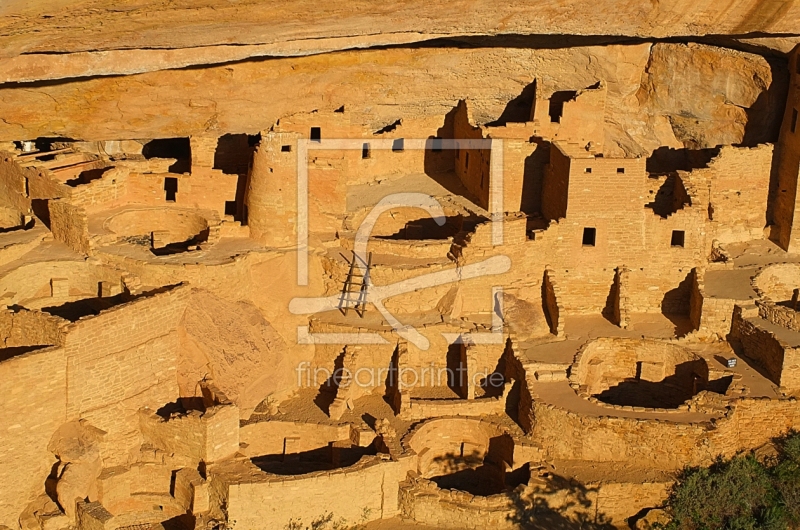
[730,305,792,388]
[238,421,351,457]
[62,285,190,463]
[139,404,239,463]
[225,457,405,529]
[49,199,91,254]
[0,346,66,527]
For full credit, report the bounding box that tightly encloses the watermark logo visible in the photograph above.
[288,138,508,349]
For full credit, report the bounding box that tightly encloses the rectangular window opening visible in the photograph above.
[281,145,292,153]
[617,167,625,174]
[582,227,596,247]
[585,167,592,173]
[310,127,321,143]
[164,177,178,202]
[224,200,237,216]
[392,138,405,152]
[362,142,371,159]
[465,152,470,169]
[792,109,798,134]
[671,230,685,248]
[432,138,442,153]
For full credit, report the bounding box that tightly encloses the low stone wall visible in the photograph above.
[731,305,800,391]
[223,456,406,529]
[399,475,670,529]
[341,235,454,259]
[569,337,707,397]
[238,420,351,457]
[401,383,510,421]
[531,399,713,469]
[532,393,800,471]
[759,301,800,333]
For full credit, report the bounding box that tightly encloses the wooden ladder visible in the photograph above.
[340,251,372,317]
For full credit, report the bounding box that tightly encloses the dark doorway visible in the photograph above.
[446,343,467,398]
[164,177,178,202]
[142,138,191,173]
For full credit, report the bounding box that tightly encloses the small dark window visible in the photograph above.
[310,127,321,143]
[362,143,371,159]
[281,145,292,152]
[455,143,460,159]
[792,109,798,134]
[432,138,442,152]
[465,152,470,169]
[392,138,405,152]
[224,201,237,216]
[671,230,685,247]
[480,172,485,189]
[582,227,596,247]
[164,177,178,202]
[585,167,592,173]
[617,167,625,174]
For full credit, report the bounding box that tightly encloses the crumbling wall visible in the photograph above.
[0,308,66,347]
[760,302,800,333]
[139,404,239,462]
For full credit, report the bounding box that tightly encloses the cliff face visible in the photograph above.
[0,0,798,83]
[0,42,785,157]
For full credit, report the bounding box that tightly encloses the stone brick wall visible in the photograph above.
[531,399,712,469]
[0,153,30,215]
[224,457,404,529]
[49,199,91,254]
[0,307,67,347]
[759,301,800,333]
[68,166,130,213]
[0,345,67,527]
[62,285,190,461]
[542,267,564,336]
[453,100,491,209]
[398,475,668,529]
[701,145,773,244]
[402,390,509,421]
[730,305,794,389]
[139,403,239,462]
[238,421,351,457]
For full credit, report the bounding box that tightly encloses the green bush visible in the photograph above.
[664,432,800,530]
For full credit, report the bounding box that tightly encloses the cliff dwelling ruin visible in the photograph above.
[3,2,800,529]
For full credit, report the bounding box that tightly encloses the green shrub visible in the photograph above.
[663,432,800,530]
